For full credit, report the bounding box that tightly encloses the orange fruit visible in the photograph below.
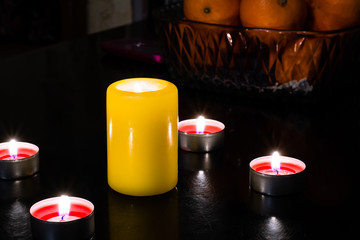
[240,0,308,30]
[307,0,360,31]
[183,0,241,26]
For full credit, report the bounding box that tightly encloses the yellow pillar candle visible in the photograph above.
[106,78,178,196]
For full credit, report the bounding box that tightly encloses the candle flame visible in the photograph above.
[271,151,281,174]
[59,195,71,220]
[196,116,206,134]
[9,139,18,159]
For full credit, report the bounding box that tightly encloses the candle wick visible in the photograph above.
[273,168,279,175]
[60,214,66,221]
[10,154,17,160]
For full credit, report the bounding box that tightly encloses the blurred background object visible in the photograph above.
[0,0,165,58]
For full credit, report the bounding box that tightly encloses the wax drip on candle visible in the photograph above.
[59,195,71,221]
[9,139,18,160]
[196,116,206,134]
[271,151,281,175]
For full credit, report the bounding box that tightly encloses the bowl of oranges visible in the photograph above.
[154,0,360,95]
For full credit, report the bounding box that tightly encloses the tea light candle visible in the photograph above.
[178,116,225,152]
[30,195,95,240]
[107,78,178,196]
[0,140,39,179]
[249,151,306,196]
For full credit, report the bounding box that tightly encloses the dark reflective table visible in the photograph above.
[1,20,359,239]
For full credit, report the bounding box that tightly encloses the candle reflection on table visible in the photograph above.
[243,215,305,240]
[107,188,178,240]
[0,174,40,200]
[1,200,32,240]
[179,149,223,171]
[248,189,304,217]
[262,217,285,238]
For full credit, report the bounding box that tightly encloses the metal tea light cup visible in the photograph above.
[249,156,306,196]
[178,119,225,152]
[0,141,39,180]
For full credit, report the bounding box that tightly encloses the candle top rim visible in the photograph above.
[0,141,39,149]
[178,119,225,134]
[249,156,306,175]
[30,196,94,219]
[178,130,224,136]
[109,78,176,94]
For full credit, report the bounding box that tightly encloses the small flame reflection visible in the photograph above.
[226,33,233,46]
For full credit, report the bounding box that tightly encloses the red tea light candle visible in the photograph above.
[0,139,39,179]
[178,116,225,152]
[249,151,306,196]
[30,195,95,240]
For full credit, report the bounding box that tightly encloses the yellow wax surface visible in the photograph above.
[107,78,178,196]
